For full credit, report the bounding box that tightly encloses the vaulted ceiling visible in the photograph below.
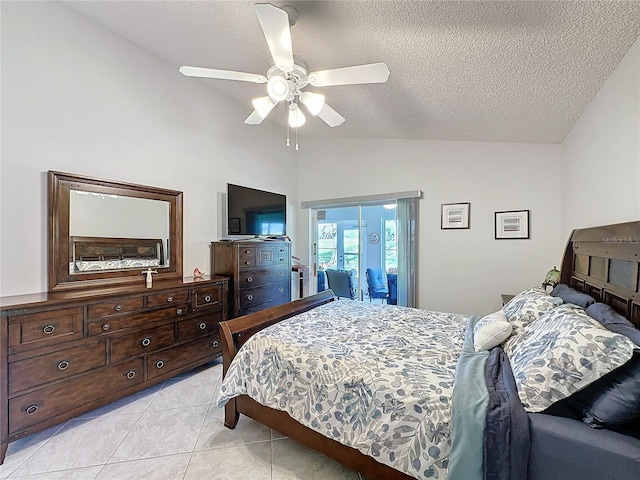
[64,0,640,144]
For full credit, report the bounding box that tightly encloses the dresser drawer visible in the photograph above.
[8,340,107,395]
[190,285,222,312]
[110,324,175,363]
[8,307,83,352]
[88,297,143,318]
[240,296,291,316]
[177,314,220,342]
[239,282,289,309]
[147,335,221,379]
[146,290,189,309]
[239,267,289,289]
[87,305,187,336]
[238,246,256,270]
[255,246,276,267]
[9,358,144,433]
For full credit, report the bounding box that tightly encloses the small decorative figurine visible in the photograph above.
[193,267,205,279]
[542,266,560,291]
[142,268,158,288]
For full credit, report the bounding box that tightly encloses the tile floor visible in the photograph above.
[0,360,365,480]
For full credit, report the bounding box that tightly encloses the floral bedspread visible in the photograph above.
[217,300,470,479]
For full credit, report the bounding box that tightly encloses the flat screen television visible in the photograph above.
[227,183,286,236]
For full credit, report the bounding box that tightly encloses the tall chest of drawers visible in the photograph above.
[0,276,228,464]
[211,241,291,318]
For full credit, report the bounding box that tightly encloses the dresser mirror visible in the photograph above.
[48,171,183,291]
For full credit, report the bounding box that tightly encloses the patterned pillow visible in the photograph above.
[504,304,635,412]
[502,287,563,338]
[473,310,513,351]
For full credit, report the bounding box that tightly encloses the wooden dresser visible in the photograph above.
[0,275,228,464]
[211,240,291,318]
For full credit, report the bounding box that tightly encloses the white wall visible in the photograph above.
[2,1,636,315]
[561,38,640,240]
[296,138,562,315]
[0,1,298,296]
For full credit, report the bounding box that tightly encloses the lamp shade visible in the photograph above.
[267,75,291,102]
[251,96,276,119]
[288,102,306,127]
[300,91,325,116]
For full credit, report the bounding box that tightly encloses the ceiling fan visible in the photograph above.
[179,3,390,131]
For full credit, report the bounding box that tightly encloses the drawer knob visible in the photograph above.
[199,322,207,330]
[263,254,269,259]
[245,261,252,266]
[102,323,111,331]
[25,404,39,415]
[42,324,56,335]
[278,272,284,277]
[247,276,253,283]
[167,296,174,303]
[125,369,137,380]
[57,360,70,371]
[176,308,183,316]
[155,360,164,369]
[245,250,250,254]
[204,295,212,303]
[114,304,122,312]
[246,294,254,301]
[278,287,284,294]
[141,337,152,347]
[212,340,219,348]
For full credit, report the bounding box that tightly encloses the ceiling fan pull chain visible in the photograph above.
[295,126,299,151]
[286,118,290,147]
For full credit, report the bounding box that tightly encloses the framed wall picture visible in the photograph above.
[441,202,470,229]
[495,210,530,239]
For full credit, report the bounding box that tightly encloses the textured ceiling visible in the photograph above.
[63,0,640,144]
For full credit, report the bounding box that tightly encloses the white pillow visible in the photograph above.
[473,310,513,351]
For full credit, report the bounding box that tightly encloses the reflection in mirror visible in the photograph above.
[69,191,170,274]
[49,171,183,292]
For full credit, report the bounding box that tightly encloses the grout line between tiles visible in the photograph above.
[3,420,70,479]
[100,379,166,468]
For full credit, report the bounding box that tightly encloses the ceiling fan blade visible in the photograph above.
[316,103,345,127]
[245,96,278,125]
[309,63,390,87]
[245,110,266,125]
[255,3,294,73]
[179,66,267,83]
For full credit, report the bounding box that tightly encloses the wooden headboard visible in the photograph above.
[560,221,640,328]
[70,236,164,263]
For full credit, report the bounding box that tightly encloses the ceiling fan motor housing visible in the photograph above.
[267,56,310,96]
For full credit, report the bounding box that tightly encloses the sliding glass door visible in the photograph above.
[304,190,420,307]
[313,203,400,304]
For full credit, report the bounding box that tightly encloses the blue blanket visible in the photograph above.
[448,317,530,480]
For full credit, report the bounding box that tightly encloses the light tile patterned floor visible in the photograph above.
[0,361,363,480]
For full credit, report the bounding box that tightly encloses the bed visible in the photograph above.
[68,236,164,273]
[217,221,640,480]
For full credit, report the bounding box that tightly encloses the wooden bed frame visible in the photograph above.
[219,221,640,480]
[70,236,164,264]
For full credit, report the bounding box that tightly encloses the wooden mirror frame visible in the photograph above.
[48,171,183,292]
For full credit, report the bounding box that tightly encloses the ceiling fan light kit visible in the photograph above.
[252,95,277,119]
[178,2,390,146]
[266,75,292,102]
[288,102,306,128]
